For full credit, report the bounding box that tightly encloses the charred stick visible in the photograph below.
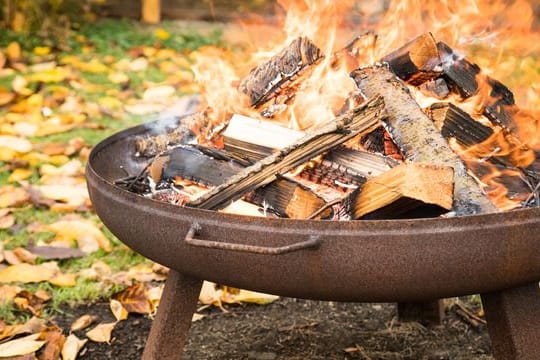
[351,66,497,215]
[381,33,441,86]
[187,95,386,210]
[239,37,323,108]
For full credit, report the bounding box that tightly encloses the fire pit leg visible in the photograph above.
[481,282,540,360]
[142,270,202,360]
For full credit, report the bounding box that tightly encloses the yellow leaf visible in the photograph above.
[108,72,129,84]
[109,299,129,321]
[0,89,15,106]
[143,85,176,101]
[86,323,116,343]
[198,281,223,308]
[13,122,39,137]
[70,315,97,332]
[0,136,32,153]
[112,283,152,315]
[30,68,69,83]
[222,289,279,305]
[75,59,108,74]
[11,76,32,96]
[8,168,33,183]
[45,217,111,252]
[49,273,78,287]
[0,186,30,208]
[0,333,45,358]
[192,313,205,322]
[0,263,57,284]
[154,28,171,40]
[98,96,123,110]
[33,184,90,212]
[61,334,87,360]
[33,46,51,56]
[6,42,22,61]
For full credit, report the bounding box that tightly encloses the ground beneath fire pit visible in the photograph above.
[55,297,492,359]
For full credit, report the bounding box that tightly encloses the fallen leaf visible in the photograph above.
[146,285,164,313]
[0,87,15,106]
[32,184,90,212]
[0,186,29,208]
[13,289,48,315]
[0,52,5,68]
[39,330,65,360]
[29,67,70,83]
[0,212,15,229]
[11,76,33,96]
[0,263,57,283]
[61,334,87,360]
[0,136,33,153]
[128,57,148,72]
[0,317,45,342]
[108,72,129,84]
[44,217,111,253]
[0,285,22,303]
[26,245,85,260]
[124,102,165,115]
[13,247,37,264]
[78,261,112,281]
[109,299,129,321]
[86,323,116,343]
[70,315,97,332]
[33,46,51,56]
[49,273,78,287]
[112,283,152,315]
[199,281,223,308]
[154,28,171,40]
[0,333,45,357]
[192,313,205,322]
[143,85,175,101]
[6,42,22,62]
[7,169,33,183]
[3,250,22,265]
[222,289,279,305]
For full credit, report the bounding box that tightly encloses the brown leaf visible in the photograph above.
[26,245,85,260]
[0,317,46,342]
[0,186,30,208]
[0,213,15,229]
[44,217,110,253]
[0,285,22,304]
[70,315,97,332]
[13,248,37,264]
[0,334,45,358]
[3,250,22,265]
[61,334,87,360]
[112,283,152,315]
[38,329,65,360]
[13,290,49,315]
[109,300,129,321]
[86,322,116,343]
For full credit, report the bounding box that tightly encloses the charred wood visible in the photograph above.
[187,95,386,211]
[419,78,450,100]
[344,163,454,220]
[382,33,441,86]
[351,66,497,215]
[239,37,323,108]
[437,42,481,98]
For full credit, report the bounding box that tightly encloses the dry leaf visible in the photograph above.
[86,322,116,343]
[146,285,164,313]
[13,248,37,264]
[26,245,85,260]
[78,261,111,281]
[199,281,223,308]
[0,186,30,208]
[222,289,279,305]
[192,313,205,322]
[14,289,49,315]
[12,76,33,96]
[0,317,46,342]
[124,102,165,115]
[70,315,97,333]
[109,299,129,321]
[0,285,22,303]
[61,334,87,360]
[0,87,15,106]
[0,263,57,283]
[6,42,22,61]
[0,333,46,357]
[49,273,78,287]
[33,46,51,56]
[0,212,15,229]
[112,283,152,315]
[143,85,175,101]
[39,329,65,360]
[45,217,110,253]
[32,184,90,212]
[0,136,33,153]
[7,168,33,183]
[3,250,22,265]
[128,57,148,72]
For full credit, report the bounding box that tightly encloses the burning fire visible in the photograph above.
[189,0,539,210]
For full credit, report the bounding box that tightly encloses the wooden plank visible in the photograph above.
[187,95,386,210]
[142,0,161,24]
[351,66,497,215]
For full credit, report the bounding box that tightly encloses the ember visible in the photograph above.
[120,1,538,220]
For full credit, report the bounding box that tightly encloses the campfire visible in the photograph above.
[118,1,539,221]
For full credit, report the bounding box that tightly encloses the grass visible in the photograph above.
[0,18,222,323]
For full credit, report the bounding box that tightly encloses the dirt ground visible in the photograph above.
[55,297,492,360]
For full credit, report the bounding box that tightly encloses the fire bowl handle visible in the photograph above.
[184,223,321,255]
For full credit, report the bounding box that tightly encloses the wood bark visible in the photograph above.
[346,163,454,219]
[187,95,386,210]
[381,33,441,86]
[239,37,323,108]
[351,66,497,215]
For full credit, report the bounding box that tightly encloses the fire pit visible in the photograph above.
[87,120,540,359]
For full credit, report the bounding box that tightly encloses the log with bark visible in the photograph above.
[351,65,497,215]
[239,37,324,108]
[187,95,386,211]
[345,163,454,220]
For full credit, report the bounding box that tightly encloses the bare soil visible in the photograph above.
[55,297,492,359]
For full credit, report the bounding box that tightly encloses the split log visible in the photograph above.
[351,66,497,215]
[239,37,323,108]
[428,103,494,147]
[187,95,386,210]
[419,78,450,100]
[150,146,331,219]
[346,163,454,220]
[381,33,441,86]
[223,114,397,179]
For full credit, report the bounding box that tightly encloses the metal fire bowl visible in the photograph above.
[87,121,540,303]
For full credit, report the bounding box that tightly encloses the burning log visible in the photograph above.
[187,95,386,211]
[345,163,454,220]
[381,33,441,86]
[351,66,497,215]
[419,78,450,100]
[239,37,324,108]
[149,146,331,219]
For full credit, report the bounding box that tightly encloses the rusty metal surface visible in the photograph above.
[87,121,540,302]
[142,270,202,360]
[481,282,540,360]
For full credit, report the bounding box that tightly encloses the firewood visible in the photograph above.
[381,33,441,86]
[351,66,497,215]
[187,95,386,211]
[223,114,397,179]
[428,103,494,147]
[346,163,454,220]
[419,78,450,100]
[239,37,323,108]
[149,146,331,219]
